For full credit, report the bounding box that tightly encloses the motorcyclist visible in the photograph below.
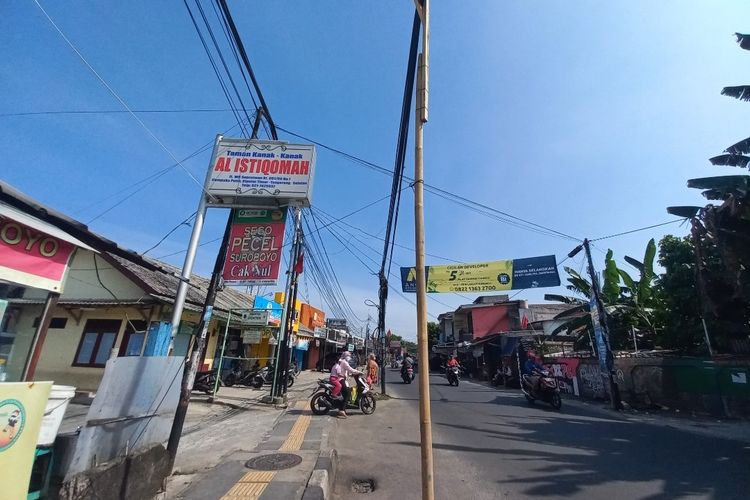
[523,352,545,391]
[330,351,363,418]
[446,355,460,369]
[401,352,415,379]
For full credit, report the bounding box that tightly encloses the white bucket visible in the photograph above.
[37,385,76,446]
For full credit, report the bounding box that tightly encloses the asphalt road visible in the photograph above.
[331,369,750,500]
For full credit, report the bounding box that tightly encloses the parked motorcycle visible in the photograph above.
[193,370,219,394]
[251,365,295,389]
[309,374,376,415]
[222,364,261,387]
[521,369,562,410]
[446,366,461,386]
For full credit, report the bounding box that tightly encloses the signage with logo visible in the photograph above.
[347,343,354,352]
[253,296,282,327]
[0,381,52,499]
[207,138,316,208]
[400,255,560,293]
[389,340,402,349]
[0,216,77,292]
[313,327,326,338]
[326,318,349,333]
[223,209,287,286]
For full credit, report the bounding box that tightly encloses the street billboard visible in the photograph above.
[222,208,287,286]
[253,295,282,327]
[207,138,316,208]
[399,255,560,293]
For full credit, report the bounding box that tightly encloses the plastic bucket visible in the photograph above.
[37,385,76,446]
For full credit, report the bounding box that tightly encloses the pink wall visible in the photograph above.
[471,306,511,338]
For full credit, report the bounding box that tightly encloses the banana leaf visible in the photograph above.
[667,206,700,218]
[725,138,750,155]
[735,33,750,51]
[543,294,586,305]
[602,249,621,303]
[721,85,750,101]
[709,154,750,168]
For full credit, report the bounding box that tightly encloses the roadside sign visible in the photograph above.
[347,343,354,352]
[207,138,316,208]
[222,209,287,286]
[400,255,560,293]
[390,340,401,349]
[242,329,262,344]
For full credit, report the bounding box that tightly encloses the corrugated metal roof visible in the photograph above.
[109,253,253,313]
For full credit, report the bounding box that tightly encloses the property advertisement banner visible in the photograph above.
[222,208,287,286]
[0,381,52,500]
[207,138,316,207]
[0,216,76,292]
[399,255,560,293]
[253,296,282,327]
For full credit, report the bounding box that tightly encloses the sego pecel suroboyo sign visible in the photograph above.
[222,208,287,286]
[207,138,316,208]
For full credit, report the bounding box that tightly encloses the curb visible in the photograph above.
[302,449,338,500]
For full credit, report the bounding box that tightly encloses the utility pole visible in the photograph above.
[167,113,264,466]
[269,207,302,401]
[414,1,435,499]
[569,239,622,410]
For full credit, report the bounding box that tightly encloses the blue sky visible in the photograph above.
[2,1,748,339]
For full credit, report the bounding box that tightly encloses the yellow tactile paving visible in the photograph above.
[219,400,313,499]
[238,471,276,483]
[279,414,311,451]
[220,481,269,498]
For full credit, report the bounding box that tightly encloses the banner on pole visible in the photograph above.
[207,138,316,208]
[399,255,560,293]
[222,208,287,286]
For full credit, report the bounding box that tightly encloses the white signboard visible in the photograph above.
[389,340,401,349]
[207,138,316,208]
[241,310,270,326]
[242,329,262,344]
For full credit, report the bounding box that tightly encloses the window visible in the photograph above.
[73,319,122,367]
[32,317,68,329]
[118,320,147,357]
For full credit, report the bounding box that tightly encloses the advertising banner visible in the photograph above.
[0,215,76,292]
[589,297,614,374]
[253,296,282,327]
[223,208,287,286]
[0,381,52,500]
[207,138,316,207]
[400,255,560,293]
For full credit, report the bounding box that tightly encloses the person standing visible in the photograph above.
[366,353,379,387]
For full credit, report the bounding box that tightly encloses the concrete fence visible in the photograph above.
[544,355,750,417]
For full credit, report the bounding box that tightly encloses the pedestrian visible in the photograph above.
[366,353,379,386]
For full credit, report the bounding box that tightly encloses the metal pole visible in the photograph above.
[582,239,621,410]
[414,1,434,498]
[167,134,222,354]
[631,325,639,353]
[701,318,714,357]
[210,311,233,401]
[22,292,59,381]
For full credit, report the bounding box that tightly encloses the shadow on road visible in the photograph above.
[389,392,749,499]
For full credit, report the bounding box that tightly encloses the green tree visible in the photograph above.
[654,235,710,353]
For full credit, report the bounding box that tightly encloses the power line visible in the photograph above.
[590,219,685,242]
[143,212,198,255]
[275,125,581,242]
[0,108,234,118]
[32,0,213,197]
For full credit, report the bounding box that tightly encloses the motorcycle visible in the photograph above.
[521,369,562,410]
[193,370,219,394]
[222,364,261,387]
[251,365,295,389]
[309,374,376,415]
[446,366,461,386]
[401,365,415,384]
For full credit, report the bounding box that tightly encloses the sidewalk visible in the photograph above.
[163,370,336,499]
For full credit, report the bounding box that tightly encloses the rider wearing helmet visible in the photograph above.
[330,351,362,418]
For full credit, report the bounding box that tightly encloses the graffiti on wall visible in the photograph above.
[545,358,580,396]
[578,363,606,398]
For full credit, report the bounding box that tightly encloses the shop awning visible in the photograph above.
[0,203,96,252]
